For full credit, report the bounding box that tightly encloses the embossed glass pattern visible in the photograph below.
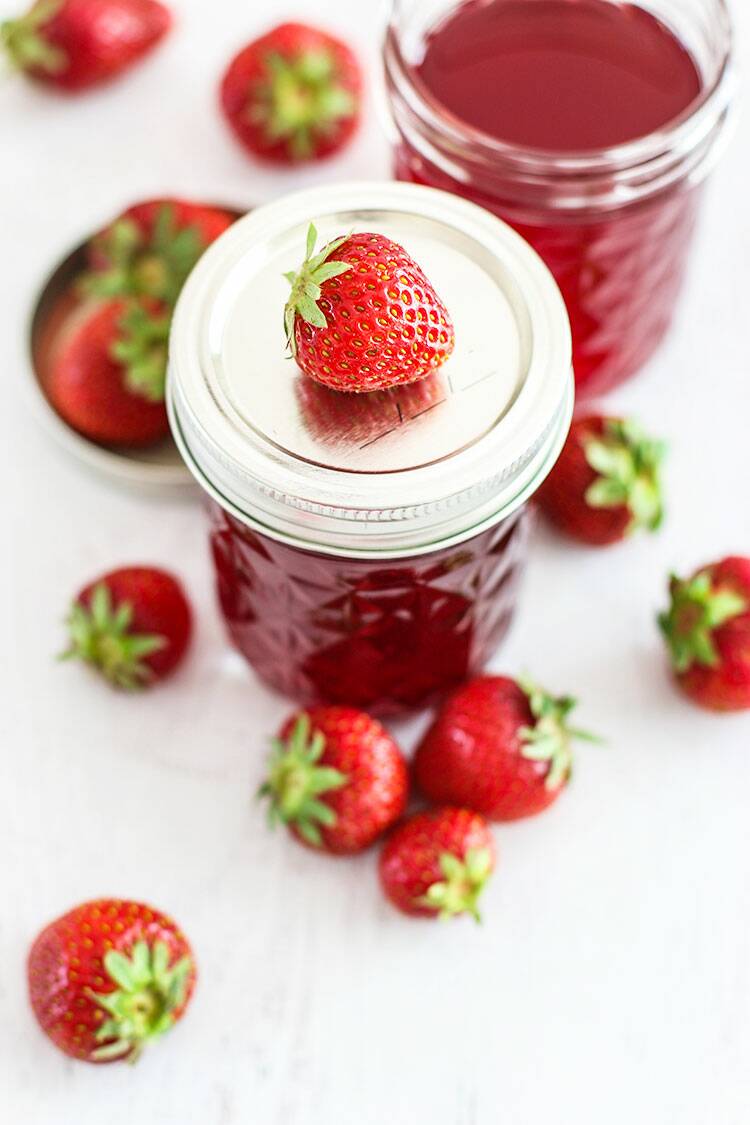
[385,0,735,398]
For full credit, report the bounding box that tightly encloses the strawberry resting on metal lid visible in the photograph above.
[284,223,455,393]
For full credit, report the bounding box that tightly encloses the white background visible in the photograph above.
[2,1,749,1122]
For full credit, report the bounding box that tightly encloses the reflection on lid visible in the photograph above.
[295,373,448,450]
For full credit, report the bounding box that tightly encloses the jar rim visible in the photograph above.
[384,0,736,205]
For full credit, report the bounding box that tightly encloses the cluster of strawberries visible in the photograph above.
[12,0,749,1077]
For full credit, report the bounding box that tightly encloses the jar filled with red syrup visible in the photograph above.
[384,0,736,397]
[168,183,572,715]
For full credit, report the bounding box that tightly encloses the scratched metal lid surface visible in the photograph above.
[168,182,573,556]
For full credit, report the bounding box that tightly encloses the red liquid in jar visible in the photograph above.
[210,503,531,716]
[417,0,701,152]
[397,0,705,397]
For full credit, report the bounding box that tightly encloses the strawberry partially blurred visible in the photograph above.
[220,22,362,164]
[63,565,192,689]
[28,898,195,1062]
[46,296,170,446]
[260,708,408,854]
[86,199,236,307]
[659,556,750,712]
[379,808,495,921]
[1,0,171,92]
[537,415,665,546]
[414,676,598,821]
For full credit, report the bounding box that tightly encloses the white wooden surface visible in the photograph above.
[2,2,749,1122]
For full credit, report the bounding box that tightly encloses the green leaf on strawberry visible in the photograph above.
[659,570,747,673]
[252,49,357,161]
[259,713,348,846]
[110,302,171,403]
[583,418,666,534]
[84,205,204,307]
[1,0,66,75]
[284,223,352,355]
[418,847,493,923]
[87,940,193,1063]
[518,679,600,791]
[62,582,166,690]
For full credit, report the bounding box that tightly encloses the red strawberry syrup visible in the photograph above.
[209,503,531,716]
[391,0,707,396]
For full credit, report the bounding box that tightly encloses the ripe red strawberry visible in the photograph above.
[379,808,495,921]
[414,676,597,821]
[63,566,192,689]
[659,556,750,712]
[259,708,408,854]
[28,899,195,1063]
[1,0,171,92]
[220,22,361,164]
[284,225,455,393]
[537,415,666,546]
[46,296,171,446]
[86,199,235,307]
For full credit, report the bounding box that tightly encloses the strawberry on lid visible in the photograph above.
[167,182,573,558]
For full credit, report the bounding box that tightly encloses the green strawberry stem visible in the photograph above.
[518,679,600,792]
[259,714,348,847]
[252,49,356,160]
[418,848,493,923]
[87,939,192,1063]
[659,570,747,673]
[61,583,166,690]
[111,302,171,403]
[1,0,66,75]
[583,418,666,534]
[283,223,352,357]
[83,205,205,307]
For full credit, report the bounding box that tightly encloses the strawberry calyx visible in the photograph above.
[62,583,167,690]
[259,714,348,846]
[518,679,599,792]
[1,0,66,75]
[87,940,193,1063]
[84,205,205,307]
[283,222,352,357]
[659,571,747,673]
[418,848,492,923]
[582,419,666,534]
[251,48,356,160]
[111,302,171,403]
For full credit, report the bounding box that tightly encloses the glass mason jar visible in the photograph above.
[168,183,572,715]
[384,0,736,398]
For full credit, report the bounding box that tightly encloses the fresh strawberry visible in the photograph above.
[284,224,455,393]
[86,199,235,306]
[379,808,495,921]
[28,899,195,1063]
[46,296,171,446]
[414,676,597,821]
[260,708,408,854]
[537,415,665,546]
[220,22,361,164]
[296,371,446,446]
[658,556,750,712]
[1,0,171,92]
[62,566,192,688]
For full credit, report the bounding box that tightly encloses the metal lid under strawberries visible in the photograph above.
[168,182,573,557]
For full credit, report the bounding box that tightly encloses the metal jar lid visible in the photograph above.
[167,182,573,558]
